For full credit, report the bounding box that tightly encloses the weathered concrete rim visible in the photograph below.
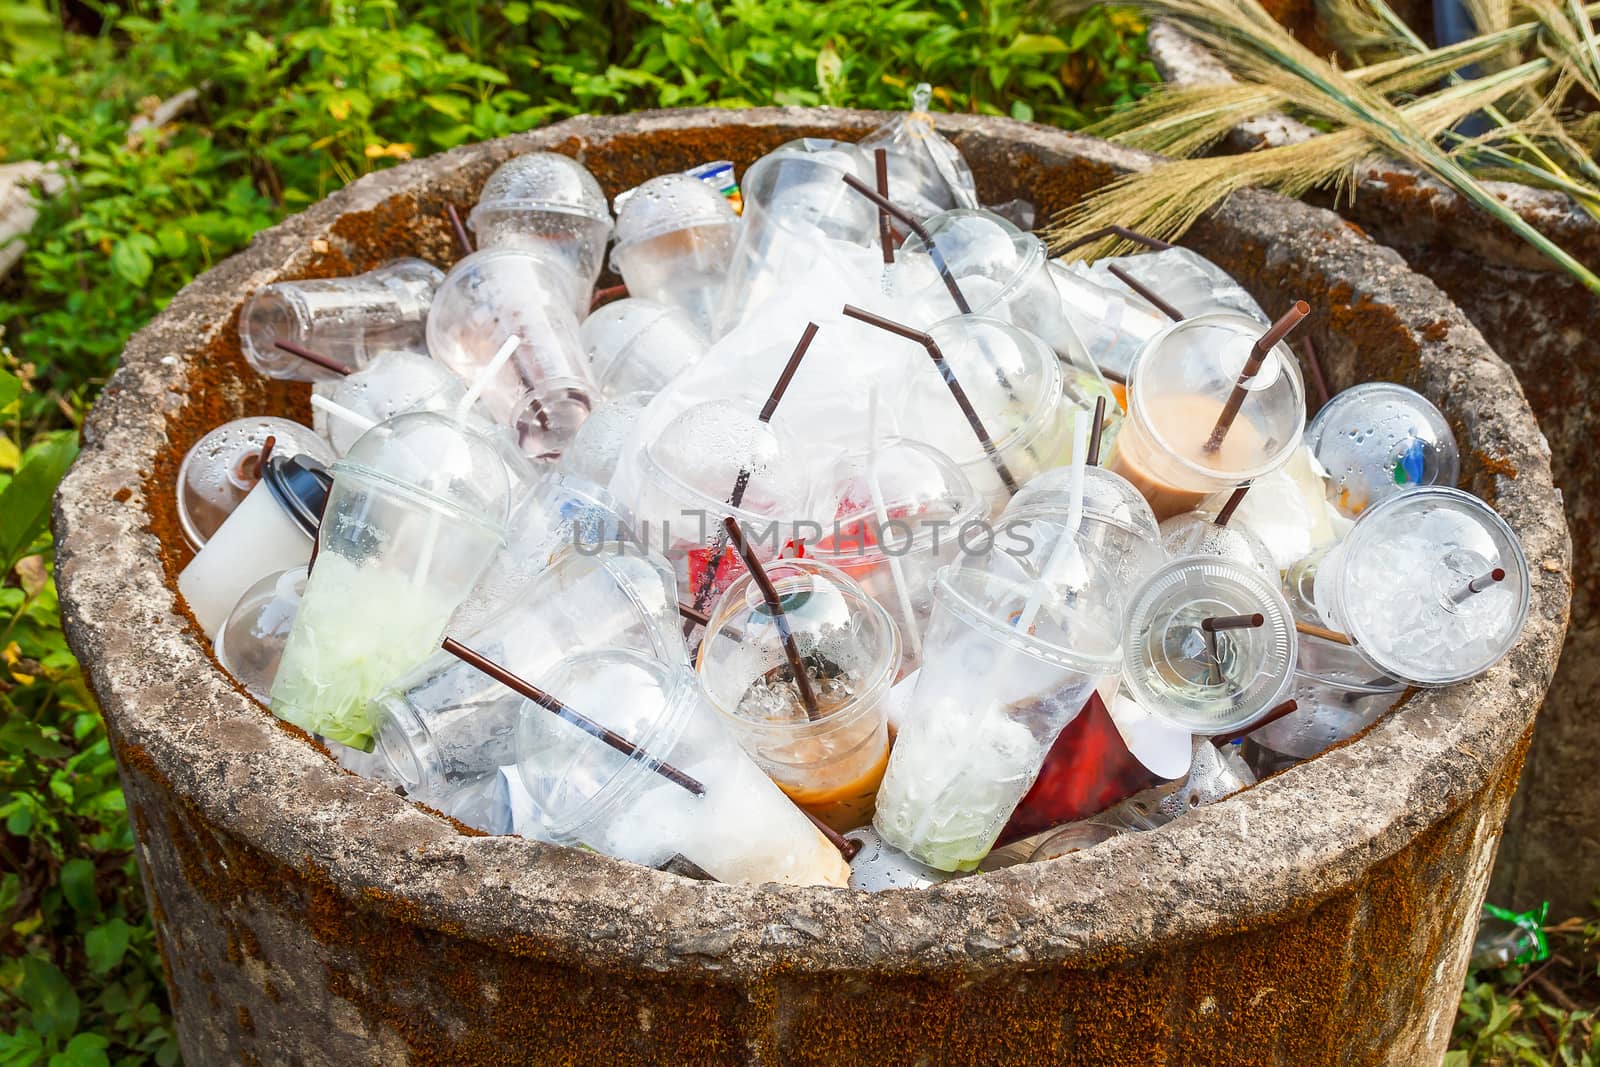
[55,106,1570,981]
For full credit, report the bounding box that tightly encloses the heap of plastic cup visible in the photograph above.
[610,173,740,336]
[1251,626,1405,760]
[371,546,683,800]
[1121,557,1297,734]
[716,139,877,334]
[239,259,444,381]
[579,298,707,398]
[269,412,513,750]
[999,464,1167,592]
[451,472,634,635]
[1306,382,1460,518]
[806,438,984,677]
[1111,311,1307,520]
[214,566,308,703]
[1159,511,1277,581]
[466,152,613,315]
[872,551,1123,871]
[857,83,979,227]
[1090,247,1268,325]
[1309,486,1530,686]
[176,417,335,549]
[517,647,852,887]
[425,248,596,436]
[632,398,812,609]
[558,392,652,489]
[895,316,1077,509]
[178,453,332,638]
[697,557,901,832]
[317,351,472,455]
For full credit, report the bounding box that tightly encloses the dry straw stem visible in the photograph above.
[1048,0,1600,295]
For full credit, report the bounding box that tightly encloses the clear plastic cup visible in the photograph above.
[239,259,444,381]
[696,557,901,832]
[426,248,597,430]
[1121,557,1297,733]
[1306,381,1460,517]
[559,391,651,488]
[610,173,740,336]
[715,139,877,335]
[214,566,308,703]
[633,398,811,609]
[842,825,955,891]
[1310,486,1530,686]
[872,555,1124,871]
[176,417,335,549]
[1159,511,1277,581]
[268,412,513,750]
[516,648,851,887]
[998,465,1167,592]
[1090,247,1268,325]
[178,453,331,639]
[806,438,983,678]
[1250,671,1405,760]
[578,298,707,399]
[1111,311,1307,520]
[506,379,594,463]
[1046,259,1169,382]
[373,546,683,798]
[319,351,470,455]
[466,152,612,310]
[1157,740,1256,818]
[895,316,1076,509]
[1027,819,1126,863]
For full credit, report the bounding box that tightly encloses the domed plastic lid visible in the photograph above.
[1159,512,1277,581]
[177,417,336,549]
[334,411,514,534]
[642,398,812,521]
[810,438,982,561]
[1328,486,1530,686]
[743,138,876,238]
[1306,381,1460,517]
[1122,557,1297,732]
[613,172,738,250]
[1128,311,1307,483]
[697,557,899,728]
[579,298,705,393]
[900,209,1045,315]
[515,648,701,839]
[934,553,1124,676]
[214,565,307,703]
[327,351,467,454]
[468,151,611,225]
[560,392,652,487]
[1006,465,1159,545]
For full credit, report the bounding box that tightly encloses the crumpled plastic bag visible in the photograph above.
[859,83,980,226]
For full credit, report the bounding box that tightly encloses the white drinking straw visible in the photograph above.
[1016,406,1090,634]
[866,386,923,663]
[310,394,379,435]
[458,335,521,418]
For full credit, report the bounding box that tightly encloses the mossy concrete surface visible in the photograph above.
[55,109,1570,1065]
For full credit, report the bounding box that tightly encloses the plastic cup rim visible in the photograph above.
[930,562,1123,676]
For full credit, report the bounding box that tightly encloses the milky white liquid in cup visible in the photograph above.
[1111,392,1267,520]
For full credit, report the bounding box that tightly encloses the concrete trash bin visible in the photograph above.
[55,108,1570,1066]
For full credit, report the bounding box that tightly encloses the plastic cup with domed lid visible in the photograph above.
[1110,310,1307,521]
[578,298,707,399]
[178,452,332,639]
[466,151,612,305]
[807,436,984,677]
[516,647,851,887]
[1306,485,1530,686]
[371,544,683,799]
[214,565,308,703]
[893,316,1077,510]
[1121,556,1297,734]
[239,258,444,381]
[1306,381,1460,518]
[715,139,878,335]
[1159,510,1277,582]
[999,464,1167,593]
[176,416,335,549]
[633,397,812,610]
[426,248,597,432]
[610,173,740,336]
[696,557,901,833]
[268,411,514,750]
[559,391,651,488]
[872,553,1124,871]
[318,351,471,455]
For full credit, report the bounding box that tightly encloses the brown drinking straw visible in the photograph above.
[1300,335,1332,412]
[1201,613,1265,633]
[1210,698,1299,745]
[721,518,821,722]
[1203,301,1310,455]
[1450,567,1506,604]
[591,283,629,310]
[1213,483,1251,528]
[1086,395,1108,467]
[841,304,1020,495]
[676,603,711,628]
[441,637,707,797]
[873,148,894,265]
[1107,263,1184,324]
[258,434,276,470]
[839,173,972,314]
[805,810,863,860]
[1295,620,1353,646]
[1055,224,1174,256]
[444,203,474,257]
[273,339,352,377]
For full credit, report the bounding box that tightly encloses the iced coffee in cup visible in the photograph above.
[1111,311,1306,520]
[517,648,851,887]
[697,557,901,832]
